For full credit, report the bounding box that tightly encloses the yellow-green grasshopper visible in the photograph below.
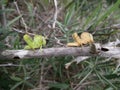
[23,34,46,50]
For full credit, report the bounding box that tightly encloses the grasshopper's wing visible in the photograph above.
[33,35,44,49]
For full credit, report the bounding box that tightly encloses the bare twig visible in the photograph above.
[0,63,23,67]
[95,23,120,31]
[65,56,89,69]
[14,1,28,33]
[0,4,7,28]
[12,27,35,36]
[53,0,58,28]
[39,60,46,90]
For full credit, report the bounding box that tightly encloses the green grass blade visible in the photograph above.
[95,0,120,26]
[10,81,24,90]
[7,15,22,27]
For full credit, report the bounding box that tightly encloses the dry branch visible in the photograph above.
[0,41,120,60]
[0,47,92,60]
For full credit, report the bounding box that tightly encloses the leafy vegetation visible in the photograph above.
[0,0,120,90]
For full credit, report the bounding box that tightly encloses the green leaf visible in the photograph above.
[105,87,114,90]
[48,83,69,89]
[10,76,22,82]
